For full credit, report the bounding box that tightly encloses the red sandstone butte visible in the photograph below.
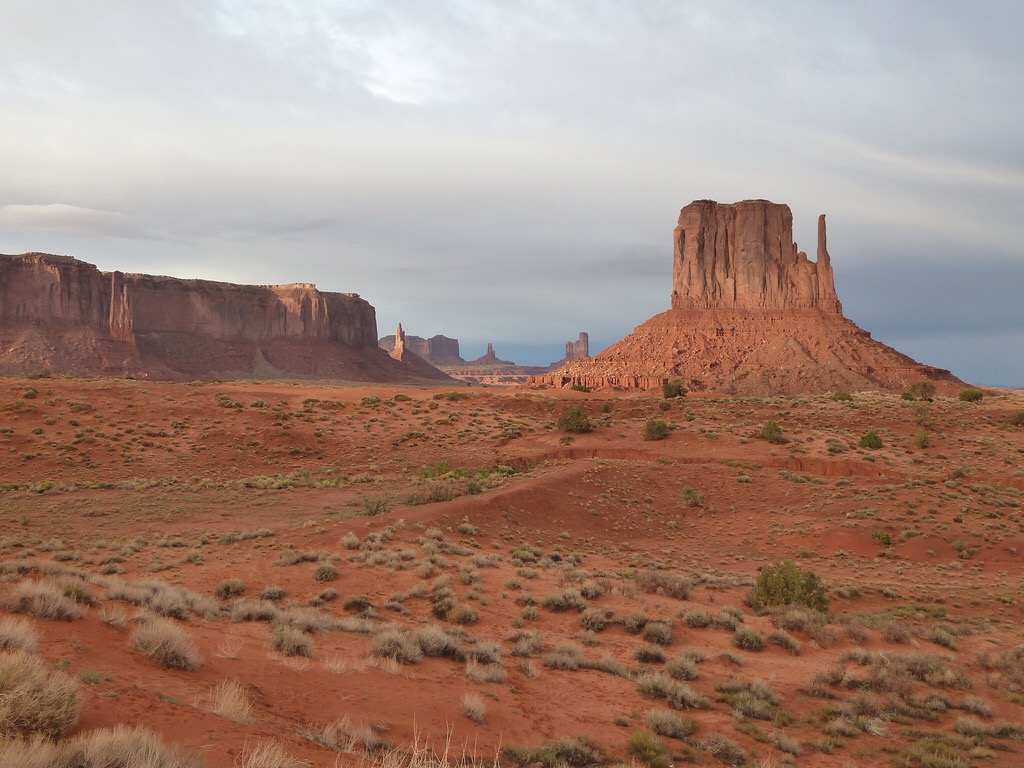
[0,252,452,383]
[534,199,964,395]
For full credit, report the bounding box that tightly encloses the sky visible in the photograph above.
[1,1,1022,386]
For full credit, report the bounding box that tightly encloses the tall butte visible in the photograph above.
[536,199,963,395]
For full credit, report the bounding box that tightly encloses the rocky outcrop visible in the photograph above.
[534,200,964,395]
[379,331,465,366]
[672,200,841,313]
[0,252,453,383]
[564,332,590,361]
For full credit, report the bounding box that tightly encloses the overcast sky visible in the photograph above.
[2,1,1022,385]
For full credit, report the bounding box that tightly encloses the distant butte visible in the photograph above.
[0,253,453,384]
[535,199,964,395]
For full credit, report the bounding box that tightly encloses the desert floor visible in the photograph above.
[1,376,1022,767]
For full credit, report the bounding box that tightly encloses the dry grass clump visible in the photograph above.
[680,609,711,628]
[636,671,709,709]
[0,724,198,767]
[715,678,780,720]
[540,590,587,612]
[130,616,202,670]
[236,741,310,768]
[643,708,697,740]
[371,628,423,664]
[0,616,39,653]
[768,629,801,655]
[6,579,84,621]
[773,606,835,647]
[642,621,673,646]
[299,716,386,753]
[230,598,282,623]
[214,578,246,600]
[733,626,764,651]
[635,570,692,599]
[195,679,252,723]
[665,655,699,681]
[269,625,314,658]
[462,692,487,722]
[0,650,81,738]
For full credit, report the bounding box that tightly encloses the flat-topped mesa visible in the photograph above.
[671,199,842,314]
[0,252,453,383]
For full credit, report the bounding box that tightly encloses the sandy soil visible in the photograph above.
[1,376,1022,767]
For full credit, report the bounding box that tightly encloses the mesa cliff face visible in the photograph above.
[672,200,841,314]
[0,253,452,383]
[534,200,963,395]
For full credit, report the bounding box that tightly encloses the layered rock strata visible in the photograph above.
[534,200,963,395]
[379,331,465,366]
[0,253,451,383]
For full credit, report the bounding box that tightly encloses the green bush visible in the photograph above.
[662,381,687,399]
[872,530,892,547]
[1010,411,1024,427]
[831,390,852,402]
[959,388,983,402]
[914,428,930,449]
[626,731,671,768]
[749,560,828,613]
[858,430,883,450]
[643,419,669,441]
[557,407,592,434]
[902,381,936,401]
[759,420,786,444]
[733,626,765,651]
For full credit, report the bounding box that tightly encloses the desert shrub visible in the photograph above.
[716,679,780,720]
[0,617,38,653]
[701,734,745,765]
[831,390,852,401]
[759,420,786,444]
[665,656,699,681]
[579,608,609,632]
[711,609,741,631]
[196,678,252,723]
[261,585,286,601]
[541,590,587,612]
[859,430,883,450]
[361,495,394,516]
[1010,411,1024,427]
[313,562,338,582]
[131,616,201,670]
[679,486,704,507]
[509,630,544,658]
[465,658,507,683]
[914,428,930,448]
[681,609,711,628]
[662,380,687,399]
[750,560,828,613]
[902,381,936,401]
[733,626,765,651]
[214,578,245,599]
[643,419,670,441]
[626,730,670,768]
[872,529,892,546]
[642,622,673,646]
[6,579,84,621]
[0,650,80,739]
[773,731,802,755]
[504,736,603,768]
[543,643,584,671]
[635,570,691,599]
[0,725,200,767]
[774,606,835,646]
[236,740,308,768]
[462,692,487,722]
[299,716,385,753]
[768,629,801,655]
[635,645,667,664]
[618,611,650,634]
[959,388,983,402]
[269,625,314,658]
[926,625,958,650]
[371,629,422,664]
[644,709,697,740]
[557,407,592,434]
[446,603,479,625]
[229,598,281,623]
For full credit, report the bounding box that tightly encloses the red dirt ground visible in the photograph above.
[1,377,1022,767]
